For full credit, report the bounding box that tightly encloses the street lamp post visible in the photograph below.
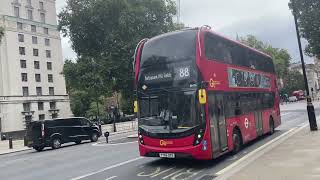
[292,1,318,131]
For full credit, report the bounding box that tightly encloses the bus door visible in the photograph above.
[254,94,263,136]
[254,111,263,136]
[209,94,228,156]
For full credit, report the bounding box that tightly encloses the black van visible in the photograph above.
[26,117,101,151]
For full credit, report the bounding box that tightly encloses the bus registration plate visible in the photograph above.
[159,153,175,158]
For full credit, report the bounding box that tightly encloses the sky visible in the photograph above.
[55,0,313,63]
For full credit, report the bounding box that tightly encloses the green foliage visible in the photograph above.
[86,101,105,118]
[69,90,92,117]
[239,35,291,79]
[282,70,305,94]
[0,27,4,43]
[289,0,320,58]
[60,0,178,116]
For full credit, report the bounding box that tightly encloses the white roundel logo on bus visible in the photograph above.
[244,118,249,129]
[142,85,147,90]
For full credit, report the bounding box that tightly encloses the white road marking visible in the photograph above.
[216,122,308,178]
[69,157,143,180]
[162,168,186,179]
[281,113,291,116]
[151,167,176,178]
[105,176,117,180]
[92,141,137,146]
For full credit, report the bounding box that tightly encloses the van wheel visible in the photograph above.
[75,140,81,144]
[52,138,62,149]
[34,146,44,152]
[90,133,98,142]
[269,119,275,135]
[232,129,242,154]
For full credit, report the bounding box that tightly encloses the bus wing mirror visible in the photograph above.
[134,100,138,113]
[198,89,207,104]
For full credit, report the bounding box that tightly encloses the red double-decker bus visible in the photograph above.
[133,26,281,160]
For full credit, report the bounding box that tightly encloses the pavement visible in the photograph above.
[223,124,320,180]
[0,140,30,155]
[0,101,318,180]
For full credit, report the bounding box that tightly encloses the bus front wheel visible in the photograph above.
[232,129,242,154]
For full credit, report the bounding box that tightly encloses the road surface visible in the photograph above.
[0,102,318,180]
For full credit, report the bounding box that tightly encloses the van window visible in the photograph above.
[67,119,81,126]
[80,118,90,126]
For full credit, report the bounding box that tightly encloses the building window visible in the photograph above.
[48,74,53,83]
[32,36,38,44]
[49,87,54,95]
[14,6,20,17]
[45,38,50,46]
[35,74,41,82]
[27,10,33,20]
[34,61,40,69]
[43,27,48,34]
[19,47,25,55]
[23,102,31,112]
[20,60,27,68]
[39,1,44,10]
[18,34,24,42]
[39,114,45,120]
[38,102,44,110]
[33,48,39,56]
[40,13,45,23]
[21,73,28,82]
[47,62,52,70]
[31,25,36,33]
[36,87,42,95]
[17,22,23,30]
[22,87,29,96]
[27,0,32,6]
[49,101,56,109]
[46,50,51,58]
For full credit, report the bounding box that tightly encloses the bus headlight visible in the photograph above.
[139,132,144,145]
[193,129,204,146]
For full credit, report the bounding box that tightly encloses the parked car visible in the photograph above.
[26,117,101,152]
[292,90,305,100]
[288,96,298,102]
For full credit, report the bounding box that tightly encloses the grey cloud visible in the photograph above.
[179,0,314,63]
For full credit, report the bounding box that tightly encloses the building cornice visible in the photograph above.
[3,15,57,28]
[11,0,21,7]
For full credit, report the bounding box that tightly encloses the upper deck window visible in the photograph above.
[204,33,275,74]
[140,30,197,68]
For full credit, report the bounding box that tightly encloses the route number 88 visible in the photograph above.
[179,68,190,78]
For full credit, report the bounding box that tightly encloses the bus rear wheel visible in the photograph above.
[269,119,275,135]
[232,129,242,154]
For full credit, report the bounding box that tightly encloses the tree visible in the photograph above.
[289,0,320,58]
[0,27,4,43]
[60,0,178,115]
[69,90,92,117]
[239,35,291,80]
[282,70,305,94]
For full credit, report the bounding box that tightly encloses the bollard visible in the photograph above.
[24,136,27,147]
[9,137,13,149]
[104,131,110,143]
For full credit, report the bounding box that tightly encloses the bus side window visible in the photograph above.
[204,33,233,64]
